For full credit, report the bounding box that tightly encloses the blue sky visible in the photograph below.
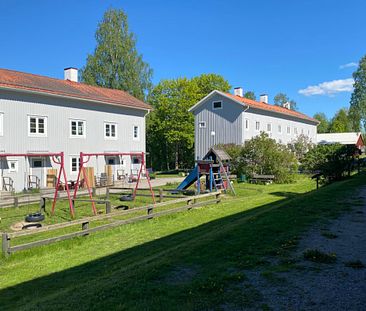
[1,0,365,118]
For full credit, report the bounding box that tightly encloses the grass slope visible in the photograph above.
[0,174,363,310]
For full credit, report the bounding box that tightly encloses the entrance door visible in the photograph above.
[30,158,44,189]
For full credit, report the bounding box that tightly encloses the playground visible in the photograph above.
[1,172,364,310]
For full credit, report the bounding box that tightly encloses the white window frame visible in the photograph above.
[267,123,272,132]
[278,124,282,134]
[70,119,86,138]
[245,119,249,130]
[70,156,80,174]
[212,100,223,110]
[294,127,298,135]
[8,160,18,172]
[104,122,117,140]
[0,112,3,136]
[133,125,140,141]
[255,121,260,131]
[28,115,47,137]
[198,121,206,128]
[287,126,291,135]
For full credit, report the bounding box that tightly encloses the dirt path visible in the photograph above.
[242,187,366,311]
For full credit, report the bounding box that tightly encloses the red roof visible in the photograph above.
[0,68,151,110]
[225,93,318,123]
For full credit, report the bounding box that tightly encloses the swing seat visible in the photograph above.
[25,212,45,222]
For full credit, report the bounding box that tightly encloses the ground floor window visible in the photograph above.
[71,157,80,173]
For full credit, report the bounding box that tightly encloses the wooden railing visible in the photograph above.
[2,191,222,256]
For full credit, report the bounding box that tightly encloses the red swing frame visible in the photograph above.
[72,151,155,215]
[0,152,74,217]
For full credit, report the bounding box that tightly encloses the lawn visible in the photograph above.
[0,173,364,310]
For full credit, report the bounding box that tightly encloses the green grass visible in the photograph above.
[0,173,364,310]
[303,249,337,264]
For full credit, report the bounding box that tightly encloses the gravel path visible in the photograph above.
[242,187,366,311]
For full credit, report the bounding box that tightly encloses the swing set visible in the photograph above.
[0,152,74,217]
[73,151,155,215]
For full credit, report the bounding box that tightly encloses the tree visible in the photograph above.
[329,108,352,133]
[313,112,329,133]
[287,134,314,161]
[349,56,366,131]
[81,8,153,100]
[243,91,256,100]
[191,74,231,99]
[273,92,298,110]
[147,74,231,170]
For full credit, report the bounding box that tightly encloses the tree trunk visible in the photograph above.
[175,143,179,170]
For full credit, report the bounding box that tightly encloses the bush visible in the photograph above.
[223,133,298,183]
[301,144,359,182]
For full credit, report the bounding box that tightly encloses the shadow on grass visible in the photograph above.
[0,173,364,310]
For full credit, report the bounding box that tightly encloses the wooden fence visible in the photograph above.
[2,191,222,256]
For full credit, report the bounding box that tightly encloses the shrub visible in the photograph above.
[223,133,298,183]
[301,144,359,182]
[303,249,337,264]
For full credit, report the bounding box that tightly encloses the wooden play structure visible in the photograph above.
[176,148,236,195]
[72,151,155,215]
[0,152,74,217]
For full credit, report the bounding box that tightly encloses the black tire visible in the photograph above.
[115,205,129,210]
[25,212,45,223]
[22,223,42,230]
[119,195,134,202]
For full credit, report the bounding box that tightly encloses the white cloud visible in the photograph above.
[339,62,358,69]
[298,78,354,96]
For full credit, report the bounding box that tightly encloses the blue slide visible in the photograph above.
[176,166,200,191]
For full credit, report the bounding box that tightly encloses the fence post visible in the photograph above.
[106,201,111,214]
[159,189,163,203]
[216,192,221,204]
[81,222,89,236]
[187,199,193,210]
[14,197,18,208]
[2,233,9,257]
[147,205,153,219]
[106,188,110,200]
[39,197,46,213]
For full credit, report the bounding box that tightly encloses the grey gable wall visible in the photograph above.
[193,93,243,159]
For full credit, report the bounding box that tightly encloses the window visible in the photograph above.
[133,125,140,140]
[70,157,80,173]
[105,122,117,139]
[133,157,140,164]
[287,126,291,134]
[245,119,249,130]
[301,128,304,134]
[278,124,282,133]
[255,121,260,131]
[70,119,86,137]
[212,101,222,110]
[28,115,47,136]
[199,121,206,128]
[267,123,272,132]
[8,160,18,172]
[294,127,298,135]
[0,113,3,136]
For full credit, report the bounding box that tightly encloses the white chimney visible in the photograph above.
[260,94,268,103]
[283,101,291,109]
[234,87,243,97]
[64,67,78,82]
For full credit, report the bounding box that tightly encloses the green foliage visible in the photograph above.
[147,74,231,170]
[243,91,256,100]
[301,144,358,181]
[287,134,314,161]
[80,8,153,100]
[224,133,298,183]
[313,112,329,133]
[349,56,366,131]
[273,93,298,111]
[329,108,352,133]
